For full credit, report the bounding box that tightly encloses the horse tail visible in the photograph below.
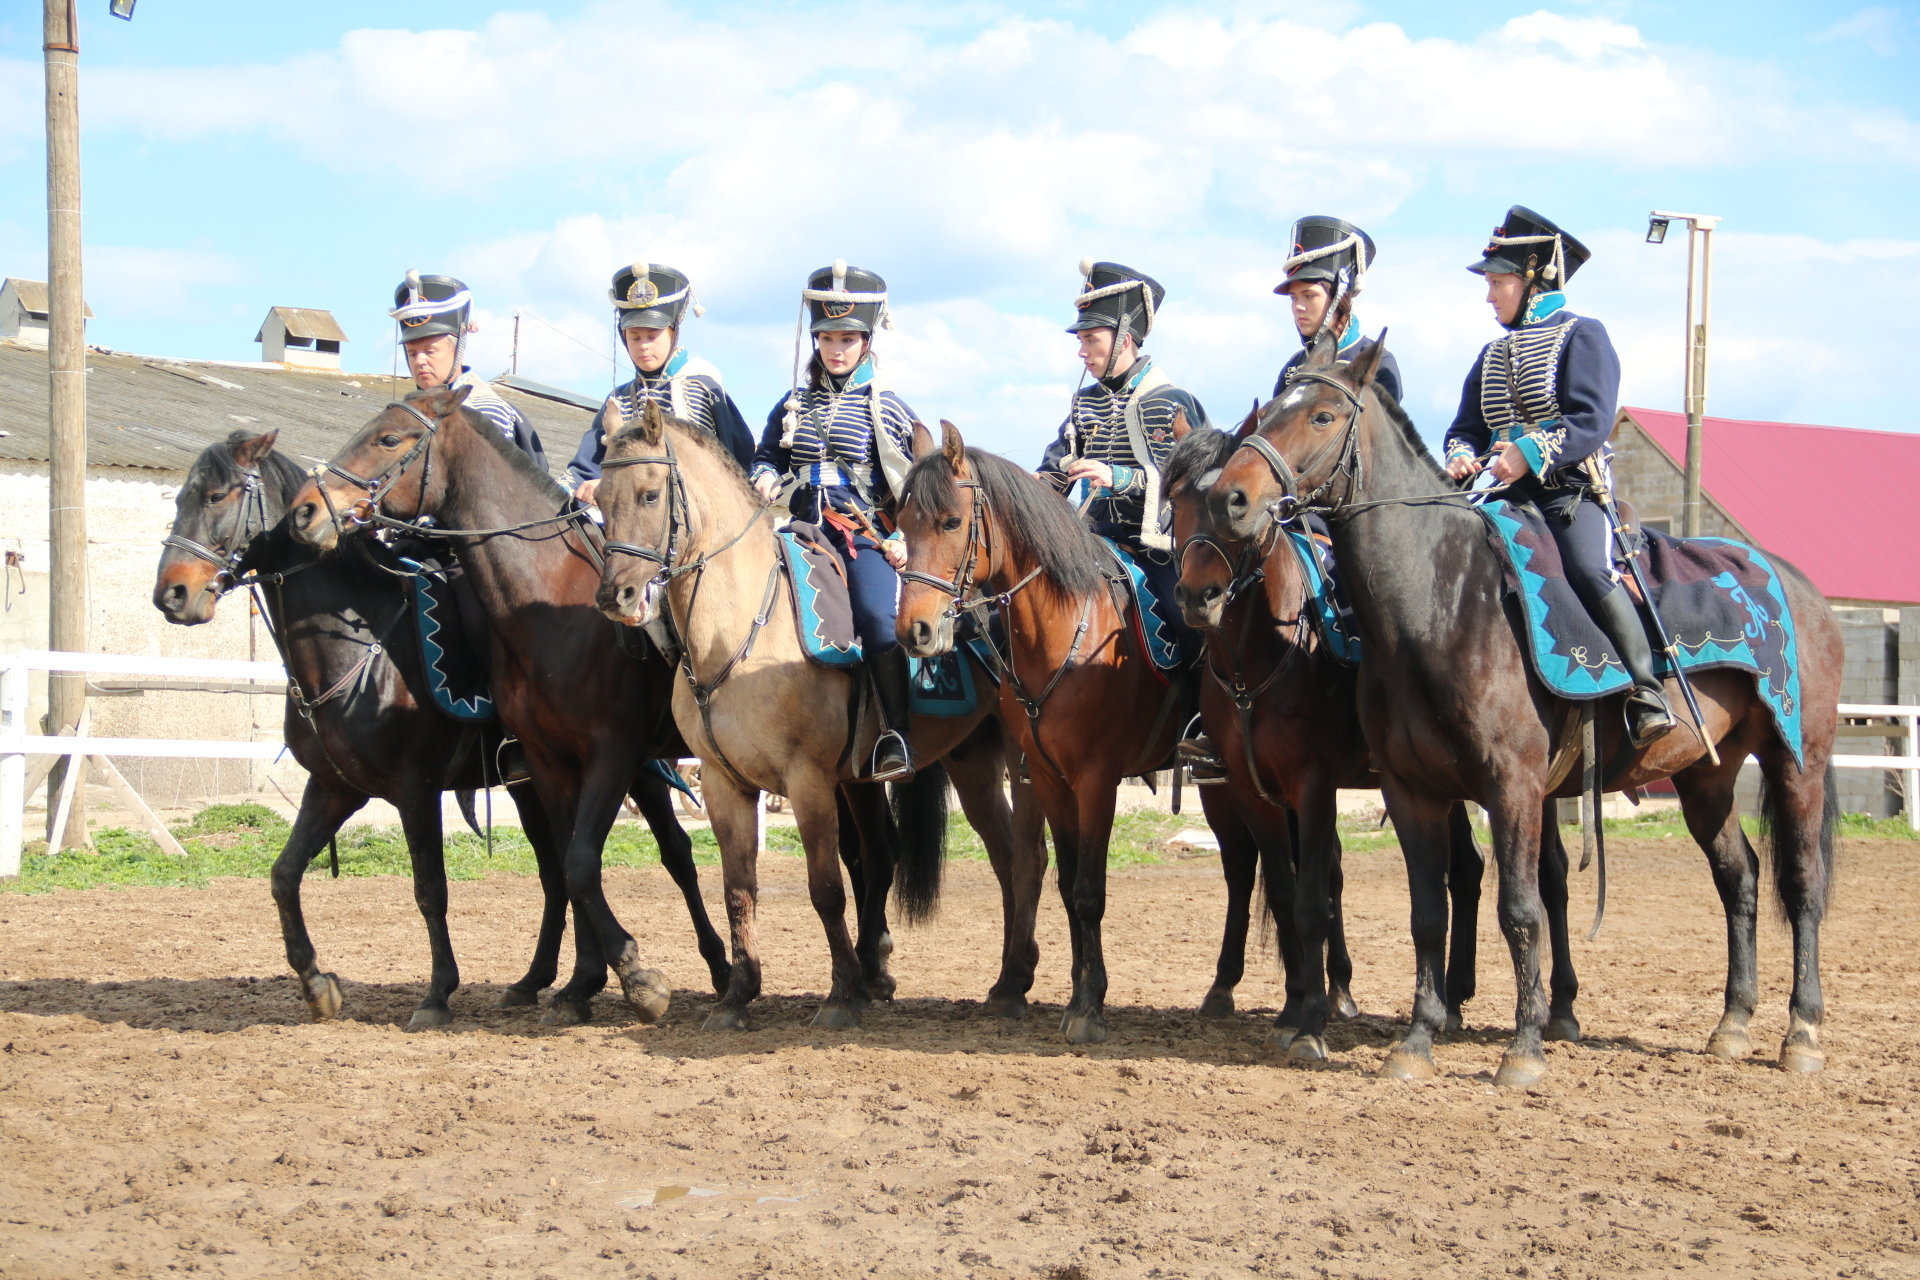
[1757,756,1837,924]
[892,762,951,923]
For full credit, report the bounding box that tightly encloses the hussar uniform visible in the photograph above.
[389,272,547,472]
[1272,216,1403,405]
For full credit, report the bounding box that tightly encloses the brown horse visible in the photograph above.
[590,403,1039,1030]
[896,423,1192,1045]
[1209,336,1843,1084]
[284,387,731,1026]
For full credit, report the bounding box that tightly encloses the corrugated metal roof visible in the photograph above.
[0,343,594,473]
[3,278,95,319]
[254,307,348,343]
[1623,406,1920,605]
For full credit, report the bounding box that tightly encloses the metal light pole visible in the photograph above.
[1646,210,1720,537]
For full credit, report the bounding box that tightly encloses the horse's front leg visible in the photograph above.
[1194,783,1257,1019]
[630,767,731,997]
[563,755,672,1022]
[1489,789,1551,1088]
[393,780,459,1031]
[791,776,869,1029]
[269,777,367,1021]
[1377,783,1454,1081]
[1283,783,1342,1064]
[702,779,764,1030]
[1060,777,1118,1046]
[951,737,1044,1018]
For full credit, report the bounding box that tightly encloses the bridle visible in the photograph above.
[898,476,1042,619]
[1230,371,1367,520]
[162,458,275,596]
[309,399,444,535]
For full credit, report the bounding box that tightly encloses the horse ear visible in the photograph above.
[1345,328,1390,394]
[639,397,667,445]
[230,429,279,469]
[1171,409,1192,442]
[1234,399,1262,441]
[940,420,968,476]
[1304,330,1339,370]
[911,419,936,460]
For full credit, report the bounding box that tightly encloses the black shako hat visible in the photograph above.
[1468,205,1591,284]
[389,271,473,344]
[1274,216,1376,294]
[610,263,697,331]
[804,261,889,334]
[1066,260,1164,344]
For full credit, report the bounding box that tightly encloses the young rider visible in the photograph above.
[1443,205,1676,747]
[749,262,918,783]
[569,263,754,505]
[389,271,546,470]
[1272,216,1402,405]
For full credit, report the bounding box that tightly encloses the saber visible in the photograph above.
[1587,467,1720,766]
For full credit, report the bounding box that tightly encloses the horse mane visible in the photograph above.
[441,401,572,505]
[1163,426,1237,497]
[902,447,1110,599]
[186,431,310,509]
[609,409,750,486]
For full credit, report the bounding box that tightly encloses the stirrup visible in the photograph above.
[1176,735,1229,783]
[1624,688,1676,749]
[497,737,532,786]
[869,730,916,783]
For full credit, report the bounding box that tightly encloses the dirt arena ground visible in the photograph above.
[3,830,1917,1280]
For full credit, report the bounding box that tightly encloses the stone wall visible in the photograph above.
[1607,416,1747,540]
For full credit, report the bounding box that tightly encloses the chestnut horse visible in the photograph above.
[896,423,1194,1045]
[589,403,1038,1030]
[285,389,731,1025]
[1210,336,1842,1084]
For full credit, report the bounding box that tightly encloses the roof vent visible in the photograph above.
[255,307,347,370]
[2,277,94,350]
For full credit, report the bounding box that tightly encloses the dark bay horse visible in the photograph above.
[152,429,580,1029]
[896,423,1192,1045]
[283,390,730,1025]
[589,404,1036,1031]
[1210,337,1843,1084]
[1164,424,1499,1061]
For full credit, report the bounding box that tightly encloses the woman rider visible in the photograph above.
[1272,216,1402,405]
[389,271,546,469]
[749,262,918,782]
[569,262,754,505]
[1443,205,1676,746]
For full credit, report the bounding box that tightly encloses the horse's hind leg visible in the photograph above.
[631,769,730,997]
[1195,785,1257,1019]
[1059,780,1118,1046]
[394,782,458,1031]
[1538,808,1580,1043]
[702,781,765,1032]
[500,782,567,1009]
[1325,828,1360,1023]
[1284,788,1342,1064]
[269,778,367,1021]
[952,742,1042,1019]
[1674,756,1761,1061]
[1442,801,1484,1031]
[562,761,671,1023]
[1761,754,1834,1073]
[793,779,869,1030]
[1378,785,1468,1082]
[840,781,898,1002]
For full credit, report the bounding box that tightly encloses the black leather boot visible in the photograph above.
[869,646,917,782]
[1174,713,1229,784]
[1590,585,1676,748]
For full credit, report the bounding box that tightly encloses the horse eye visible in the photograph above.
[942,515,962,532]
[1311,411,1336,427]
[204,488,227,506]
[379,433,404,448]
[642,489,661,506]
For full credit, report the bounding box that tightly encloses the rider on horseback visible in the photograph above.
[1272,216,1402,405]
[569,263,755,505]
[1443,205,1677,747]
[750,262,919,783]
[390,271,547,469]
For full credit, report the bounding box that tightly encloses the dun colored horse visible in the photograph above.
[896,423,1192,1045]
[590,403,1035,1030]
[1210,337,1843,1084]
[284,390,730,1025]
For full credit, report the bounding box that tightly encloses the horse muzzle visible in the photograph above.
[900,611,954,659]
[597,570,667,628]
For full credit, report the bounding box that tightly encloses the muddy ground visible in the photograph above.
[2,831,1917,1279]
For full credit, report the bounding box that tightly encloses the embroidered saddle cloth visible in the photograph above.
[774,522,990,717]
[1476,498,1805,763]
[399,557,495,723]
[1097,537,1185,673]
[1284,512,1363,666]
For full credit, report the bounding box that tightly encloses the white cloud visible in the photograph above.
[1815,7,1906,56]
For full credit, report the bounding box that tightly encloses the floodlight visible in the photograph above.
[109,0,136,18]
[1646,216,1670,245]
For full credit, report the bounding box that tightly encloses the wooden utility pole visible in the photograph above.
[43,0,89,849]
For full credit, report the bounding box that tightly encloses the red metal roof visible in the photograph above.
[1625,407,1920,606]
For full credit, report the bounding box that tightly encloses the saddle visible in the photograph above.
[397,555,495,722]
[1284,512,1363,665]
[1476,498,1805,763]
[1096,537,1185,674]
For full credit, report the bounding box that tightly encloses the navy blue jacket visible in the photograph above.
[1444,304,1620,485]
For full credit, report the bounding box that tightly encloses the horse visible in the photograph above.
[153,430,590,1029]
[588,402,1038,1030]
[895,422,1198,1045]
[1167,422,1596,1059]
[283,389,732,1025]
[1209,336,1843,1084]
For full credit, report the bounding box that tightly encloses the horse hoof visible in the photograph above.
[497,986,541,1010]
[1378,1048,1436,1081]
[1444,1009,1466,1034]
[1062,1012,1109,1045]
[1544,1014,1582,1044]
[1706,1028,1753,1060]
[1197,989,1235,1018]
[617,965,672,1023]
[540,997,591,1027]
[304,973,344,1022]
[866,972,897,1003]
[1267,1024,1299,1052]
[1287,1034,1329,1065]
[406,1005,453,1032]
[981,993,1029,1020]
[1493,1053,1549,1089]
[812,1003,862,1030]
[702,1007,752,1032]
[1779,1041,1826,1074]
[1330,990,1361,1022]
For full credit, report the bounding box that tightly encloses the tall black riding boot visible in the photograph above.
[1590,585,1676,748]
[869,646,918,782]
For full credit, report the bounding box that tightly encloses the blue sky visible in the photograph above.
[1,1,1915,461]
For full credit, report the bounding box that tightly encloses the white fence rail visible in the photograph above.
[3,650,1917,877]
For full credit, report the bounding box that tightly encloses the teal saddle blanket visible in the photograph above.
[1096,537,1185,673]
[1477,498,1805,764]
[401,558,494,722]
[1284,513,1363,666]
[775,524,995,718]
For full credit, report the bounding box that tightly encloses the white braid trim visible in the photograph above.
[389,287,472,322]
[1281,232,1369,297]
[1488,231,1568,282]
[801,286,889,304]
[611,284,692,310]
[1075,277,1148,307]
